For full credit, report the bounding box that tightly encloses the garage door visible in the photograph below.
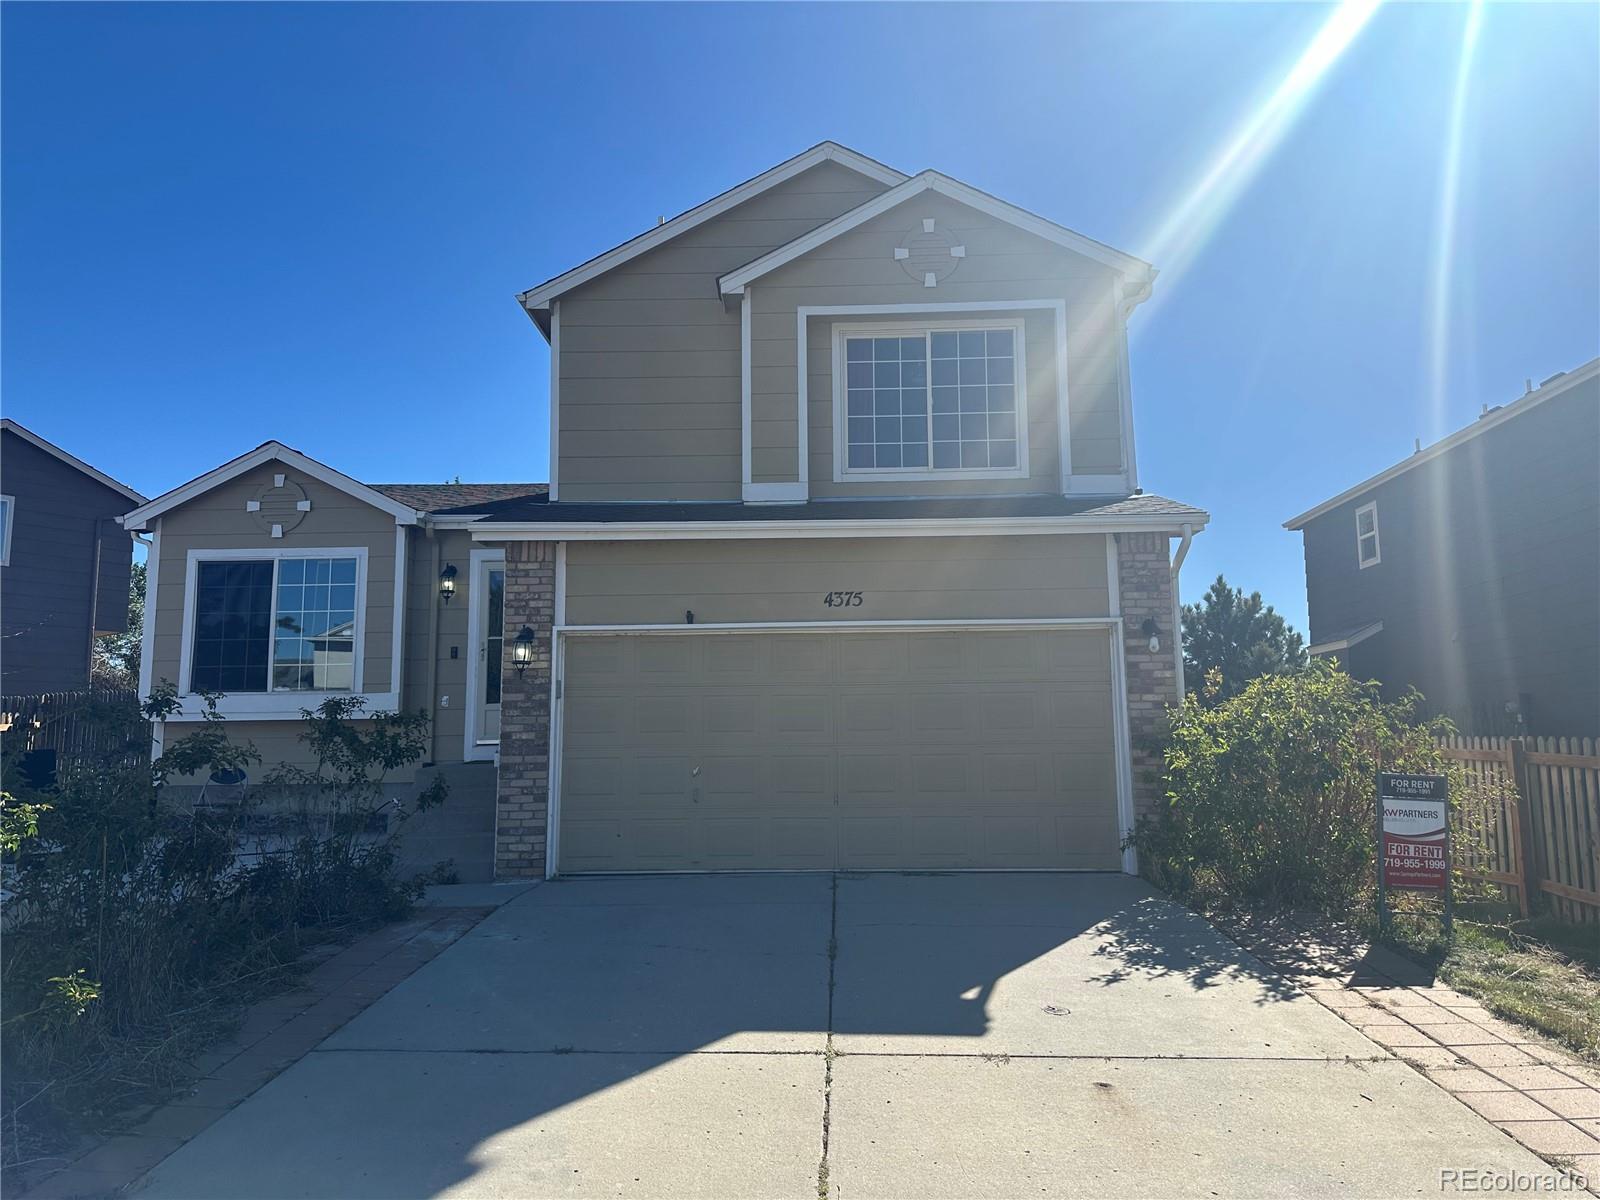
[556,627,1121,873]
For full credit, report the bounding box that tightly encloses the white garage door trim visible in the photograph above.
[544,614,1137,879]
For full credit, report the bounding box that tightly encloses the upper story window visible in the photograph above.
[0,494,13,566]
[833,320,1027,481]
[189,552,361,694]
[1355,501,1380,568]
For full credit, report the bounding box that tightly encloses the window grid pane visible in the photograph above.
[930,327,1017,470]
[191,561,273,693]
[485,569,505,706]
[844,336,929,469]
[272,557,358,691]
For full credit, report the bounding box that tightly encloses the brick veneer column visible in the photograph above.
[1116,532,1179,826]
[495,541,555,878]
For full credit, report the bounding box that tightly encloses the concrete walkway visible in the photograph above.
[132,874,1562,1198]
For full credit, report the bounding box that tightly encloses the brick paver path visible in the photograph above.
[1221,912,1600,1195]
[17,905,494,1200]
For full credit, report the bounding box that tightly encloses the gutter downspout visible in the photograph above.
[1171,522,1194,703]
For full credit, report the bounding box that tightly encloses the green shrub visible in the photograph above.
[1130,659,1460,911]
[0,686,444,1160]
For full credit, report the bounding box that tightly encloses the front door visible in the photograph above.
[473,557,505,749]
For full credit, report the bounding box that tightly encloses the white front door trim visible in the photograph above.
[463,547,505,762]
[546,615,1135,880]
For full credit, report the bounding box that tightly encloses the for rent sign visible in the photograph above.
[1378,773,1449,891]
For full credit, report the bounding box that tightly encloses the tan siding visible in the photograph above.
[564,535,1111,626]
[556,160,893,502]
[151,463,398,696]
[400,528,481,760]
[747,191,1127,491]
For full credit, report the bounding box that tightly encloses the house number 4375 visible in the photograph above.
[822,591,864,608]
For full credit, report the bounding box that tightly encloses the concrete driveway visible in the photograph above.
[136,873,1550,1198]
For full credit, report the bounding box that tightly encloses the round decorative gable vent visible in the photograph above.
[247,473,310,538]
[894,217,966,288]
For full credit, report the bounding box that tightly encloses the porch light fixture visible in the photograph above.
[438,563,458,603]
[511,626,537,673]
[1141,617,1161,654]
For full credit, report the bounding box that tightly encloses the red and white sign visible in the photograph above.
[1379,773,1449,891]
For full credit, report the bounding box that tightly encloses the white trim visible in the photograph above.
[391,526,408,698]
[138,523,161,701]
[550,616,1137,879]
[1309,620,1384,658]
[796,300,1094,494]
[829,317,1030,484]
[796,308,811,492]
[1108,624,1138,875]
[741,482,808,504]
[719,170,1153,296]
[545,543,567,880]
[547,302,560,502]
[175,546,371,720]
[0,419,147,504]
[463,548,506,761]
[0,494,13,567]
[1284,356,1600,529]
[518,143,907,315]
[474,512,1208,543]
[1171,523,1194,704]
[740,289,752,487]
[1355,500,1381,568]
[1105,534,1120,620]
[122,442,421,531]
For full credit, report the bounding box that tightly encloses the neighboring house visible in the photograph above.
[1285,358,1599,737]
[128,141,1208,880]
[1,420,146,695]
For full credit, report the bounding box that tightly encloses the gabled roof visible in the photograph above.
[515,142,908,325]
[0,419,147,505]
[121,442,424,531]
[1308,620,1384,657]
[717,169,1155,296]
[370,482,548,513]
[1284,356,1600,530]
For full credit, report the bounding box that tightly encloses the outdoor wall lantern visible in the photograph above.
[1141,617,1161,654]
[511,626,537,673]
[438,563,458,603]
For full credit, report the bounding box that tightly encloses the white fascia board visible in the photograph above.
[471,513,1209,543]
[719,170,1155,296]
[1308,621,1384,657]
[515,142,908,316]
[1284,356,1600,530]
[121,442,422,531]
[0,419,147,504]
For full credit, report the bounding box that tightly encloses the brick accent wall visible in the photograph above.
[1116,532,1179,825]
[495,541,556,878]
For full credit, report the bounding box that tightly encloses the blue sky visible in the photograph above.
[4,2,1596,631]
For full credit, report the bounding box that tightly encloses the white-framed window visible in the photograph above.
[0,494,13,566]
[182,548,367,695]
[1355,501,1380,568]
[832,318,1028,481]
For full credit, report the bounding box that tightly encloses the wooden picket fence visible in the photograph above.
[1439,734,1600,923]
[0,688,149,778]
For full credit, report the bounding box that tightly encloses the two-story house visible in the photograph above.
[1286,358,1599,737]
[1,419,146,696]
[125,143,1207,880]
